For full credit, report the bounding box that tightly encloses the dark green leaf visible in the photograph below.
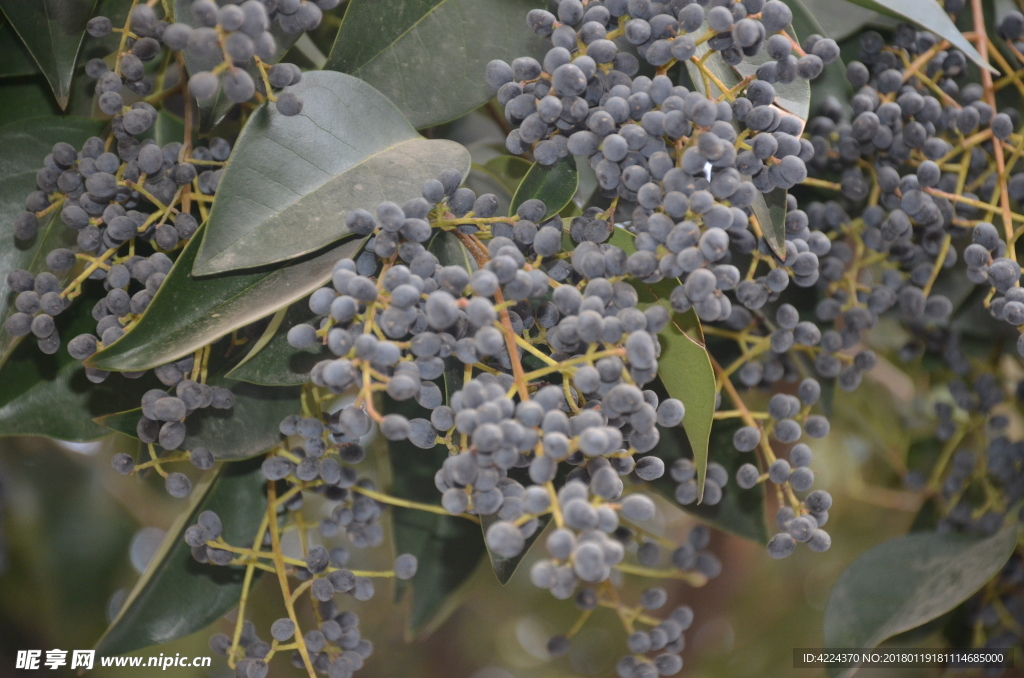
[0,116,103,366]
[480,512,551,585]
[428,228,477,273]
[649,413,769,543]
[86,226,365,372]
[839,0,994,73]
[94,374,299,460]
[0,21,41,78]
[509,157,579,221]
[0,285,160,442]
[0,0,98,107]
[751,187,788,261]
[382,395,485,637]
[823,522,1019,678]
[610,228,716,500]
[782,0,853,120]
[191,71,470,276]
[95,457,268,657]
[0,79,66,125]
[325,0,544,129]
[225,302,326,386]
[174,0,300,132]
[792,0,879,41]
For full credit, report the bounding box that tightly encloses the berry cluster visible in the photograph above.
[86,1,323,117]
[3,130,224,364]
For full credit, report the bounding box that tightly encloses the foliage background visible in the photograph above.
[0,375,946,678]
[0,0,1008,675]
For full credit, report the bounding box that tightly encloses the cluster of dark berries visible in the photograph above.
[86,1,320,116]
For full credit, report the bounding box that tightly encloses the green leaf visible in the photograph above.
[0,21,41,78]
[480,512,551,585]
[610,228,716,500]
[428,227,477,274]
[0,116,103,366]
[649,414,769,543]
[0,0,99,107]
[225,301,327,386]
[325,0,544,129]
[95,457,268,657]
[790,0,879,41]
[652,312,715,501]
[191,71,470,276]
[823,522,1019,678]
[839,0,995,73]
[751,187,788,261]
[174,0,300,132]
[782,0,853,120]
[86,225,365,372]
[382,395,485,637]
[0,79,65,126]
[0,285,160,442]
[509,158,579,221]
[484,155,532,193]
[94,375,299,461]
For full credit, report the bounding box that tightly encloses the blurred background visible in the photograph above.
[0,363,952,678]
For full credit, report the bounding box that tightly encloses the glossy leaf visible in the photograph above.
[325,0,544,129]
[610,228,716,500]
[225,301,327,386]
[428,228,477,273]
[174,0,300,132]
[0,0,98,107]
[0,78,66,125]
[751,187,789,259]
[94,375,299,461]
[480,513,551,585]
[0,116,102,366]
[192,71,470,276]
[650,414,769,544]
[0,21,41,78]
[792,0,878,41]
[383,395,485,638]
[0,286,160,442]
[86,226,365,372]
[509,157,579,221]
[95,457,268,657]
[823,522,1019,678]
[840,0,994,73]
